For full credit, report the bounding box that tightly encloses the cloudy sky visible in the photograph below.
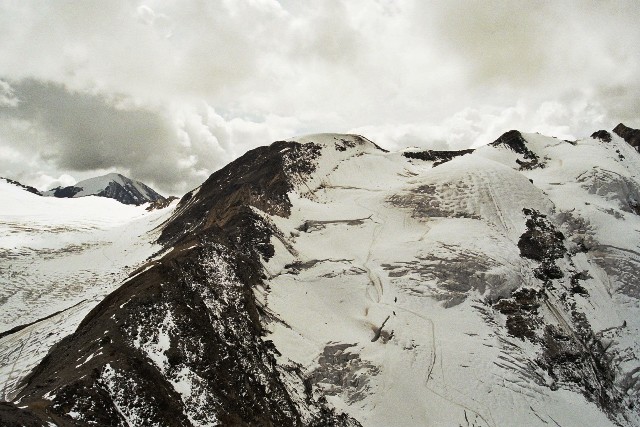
[1,0,639,195]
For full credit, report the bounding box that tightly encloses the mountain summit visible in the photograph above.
[44,173,165,205]
[2,127,640,426]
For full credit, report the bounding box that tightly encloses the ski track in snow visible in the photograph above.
[265,151,490,424]
[352,189,492,425]
[353,193,385,304]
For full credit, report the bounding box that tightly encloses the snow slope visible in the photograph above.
[257,133,640,426]
[0,180,176,401]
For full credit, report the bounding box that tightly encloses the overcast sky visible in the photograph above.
[1,0,639,195]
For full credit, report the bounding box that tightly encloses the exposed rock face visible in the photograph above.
[592,130,613,142]
[402,149,474,166]
[613,123,640,151]
[160,141,322,247]
[310,343,380,404]
[490,129,543,169]
[489,207,625,418]
[490,129,528,152]
[47,185,83,198]
[145,196,179,211]
[518,208,566,281]
[494,287,543,341]
[6,140,359,427]
[98,180,163,205]
[0,402,43,427]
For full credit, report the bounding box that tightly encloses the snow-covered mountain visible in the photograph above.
[2,125,640,426]
[44,173,166,205]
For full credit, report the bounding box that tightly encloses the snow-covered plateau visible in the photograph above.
[1,126,640,426]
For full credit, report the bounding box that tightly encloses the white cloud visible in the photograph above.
[0,0,639,192]
[0,80,18,107]
[34,173,77,191]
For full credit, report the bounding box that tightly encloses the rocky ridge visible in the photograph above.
[3,138,364,426]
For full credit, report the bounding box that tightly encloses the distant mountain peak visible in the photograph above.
[43,173,165,205]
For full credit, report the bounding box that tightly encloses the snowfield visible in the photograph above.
[0,180,176,401]
[258,133,640,426]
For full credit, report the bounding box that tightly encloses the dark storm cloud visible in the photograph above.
[0,1,639,191]
[0,78,299,194]
[0,79,171,171]
[0,79,186,191]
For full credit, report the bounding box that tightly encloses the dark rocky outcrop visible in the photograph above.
[497,208,623,419]
[334,135,388,153]
[310,343,380,404]
[0,402,44,427]
[538,323,619,415]
[493,287,543,341]
[145,195,179,211]
[518,208,566,264]
[591,130,612,143]
[48,185,82,198]
[8,140,359,426]
[613,123,640,151]
[490,130,543,170]
[402,149,474,166]
[98,179,164,205]
[160,141,322,247]
[490,130,527,153]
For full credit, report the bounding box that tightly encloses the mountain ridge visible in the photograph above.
[2,125,640,426]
